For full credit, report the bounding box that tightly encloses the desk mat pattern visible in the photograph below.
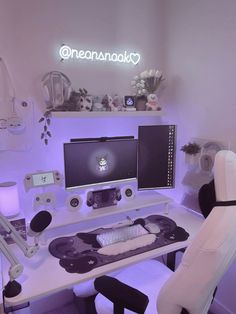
[48,215,189,274]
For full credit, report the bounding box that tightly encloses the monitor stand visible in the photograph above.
[86,187,121,209]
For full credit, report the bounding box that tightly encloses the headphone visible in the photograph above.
[42,71,71,108]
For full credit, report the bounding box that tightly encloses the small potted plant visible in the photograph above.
[181,142,201,165]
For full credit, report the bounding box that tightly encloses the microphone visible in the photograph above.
[28,210,52,237]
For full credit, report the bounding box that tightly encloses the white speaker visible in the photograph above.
[66,195,83,211]
[33,192,56,211]
[121,186,135,200]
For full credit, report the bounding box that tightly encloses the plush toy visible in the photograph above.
[91,96,105,111]
[80,95,93,111]
[92,102,107,111]
[110,95,123,111]
[146,93,161,111]
[101,94,113,111]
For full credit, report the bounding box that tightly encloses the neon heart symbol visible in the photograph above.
[129,53,141,65]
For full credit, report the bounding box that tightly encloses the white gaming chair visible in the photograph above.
[94,150,236,314]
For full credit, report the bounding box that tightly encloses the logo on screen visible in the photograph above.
[41,176,47,183]
[96,155,108,172]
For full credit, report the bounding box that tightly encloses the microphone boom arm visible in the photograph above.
[0,210,52,299]
[0,214,38,258]
[0,234,24,281]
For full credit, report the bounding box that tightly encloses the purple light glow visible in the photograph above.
[0,182,20,217]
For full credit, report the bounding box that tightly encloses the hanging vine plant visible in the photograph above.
[38,90,83,145]
[38,109,53,145]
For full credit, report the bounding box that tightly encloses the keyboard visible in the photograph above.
[96,224,149,247]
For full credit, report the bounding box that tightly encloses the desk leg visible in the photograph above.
[166,248,186,271]
[3,304,30,314]
[11,309,30,314]
[166,251,177,271]
[2,293,30,314]
[74,294,97,314]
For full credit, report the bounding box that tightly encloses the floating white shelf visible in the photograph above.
[51,110,163,118]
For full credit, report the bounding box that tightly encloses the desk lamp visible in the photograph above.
[0,182,20,217]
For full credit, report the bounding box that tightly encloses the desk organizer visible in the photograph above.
[48,215,189,274]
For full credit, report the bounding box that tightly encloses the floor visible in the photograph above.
[30,290,79,314]
[44,303,78,314]
[28,254,218,314]
[29,287,217,314]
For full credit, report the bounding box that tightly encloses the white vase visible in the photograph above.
[185,153,200,166]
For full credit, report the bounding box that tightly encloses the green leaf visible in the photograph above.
[47,131,52,137]
[44,138,48,145]
[46,118,51,125]
[44,110,52,118]
[86,98,91,103]
[79,88,83,94]
[41,133,44,139]
[38,117,45,123]
[83,88,88,94]
[44,125,47,132]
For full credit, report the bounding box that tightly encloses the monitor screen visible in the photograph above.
[64,138,137,189]
[137,125,176,190]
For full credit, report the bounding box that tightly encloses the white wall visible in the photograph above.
[2,0,235,312]
[163,0,236,312]
[0,0,164,213]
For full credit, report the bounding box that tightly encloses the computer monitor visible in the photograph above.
[137,125,176,190]
[64,137,137,189]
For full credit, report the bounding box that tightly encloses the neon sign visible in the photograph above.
[59,45,141,65]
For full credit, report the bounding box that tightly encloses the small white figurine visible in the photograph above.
[110,95,123,111]
[92,102,107,111]
[101,95,113,111]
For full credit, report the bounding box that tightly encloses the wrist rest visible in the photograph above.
[97,234,157,256]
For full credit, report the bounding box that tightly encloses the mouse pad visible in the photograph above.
[48,215,189,274]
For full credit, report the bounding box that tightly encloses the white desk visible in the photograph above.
[1,199,204,309]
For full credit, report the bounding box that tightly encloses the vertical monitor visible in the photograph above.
[138,125,176,190]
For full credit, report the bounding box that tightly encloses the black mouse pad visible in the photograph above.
[48,215,189,274]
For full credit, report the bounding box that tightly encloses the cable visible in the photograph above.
[0,57,16,111]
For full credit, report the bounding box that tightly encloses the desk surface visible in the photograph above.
[2,203,204,307]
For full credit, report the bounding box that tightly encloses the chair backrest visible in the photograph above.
[157,150,236,314]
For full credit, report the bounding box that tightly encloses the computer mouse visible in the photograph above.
[144,222,161,234]
[133,218,145,227]
[164,227,189,242]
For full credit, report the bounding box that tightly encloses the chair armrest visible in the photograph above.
[94,275,149,314]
